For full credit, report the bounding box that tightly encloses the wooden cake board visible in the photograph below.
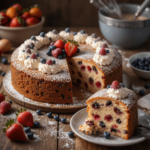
[3,71,130,113]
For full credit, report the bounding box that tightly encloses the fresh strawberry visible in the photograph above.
[52,48,62,58]
[99,48,106,55]
[10,17,24,27]
[0,101,11,114]
[54,39,65,49]
[111,81,121,89]
[65,40,78,57]
[0,12,8,25]
[25,17,39,26]
[21,12,31,20]
[16,108,33,127]
[3,119,26,141]
[0,50,2,56]
[12,4,23,12]
[0,92,5,103]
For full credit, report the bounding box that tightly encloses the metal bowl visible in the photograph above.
[98,4,150,49]
[129,52,150,79]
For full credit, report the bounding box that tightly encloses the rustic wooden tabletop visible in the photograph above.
[0,27,150,150]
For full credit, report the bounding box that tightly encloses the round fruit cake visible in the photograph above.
[11,28,122,104]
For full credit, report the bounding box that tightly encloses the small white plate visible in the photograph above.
[70,108,146,147]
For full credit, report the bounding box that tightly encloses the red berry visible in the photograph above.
[0,12,8,25]
[87,66,92,72]
[81,65,85,71]
[102,43,108,48]
[52,48,62,58]
[95,81,101,88]
[99,48,106,55]
[12,3,23,12]
[46,60,53,65]
[93,114,100,121]
[54,39,65,49]
[26,48,31,54]
[0,92,5,103]
[104,115,113,122]
[30,54,37,59]
[114,107,123,115]
[25,17,39,26]
[0,101,11,114]
[21,12,31,20]
[50,42,55,46]
[111,81,121,89]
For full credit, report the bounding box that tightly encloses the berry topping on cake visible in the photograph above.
[106,50,109,53]
[40,32,45,37]
[26,56,30,59]
[99,48,106,55]
[114,107,123,115]
[26,48,31,54]
[92,102,100,109]
[95,37,102,42]
[107,85,111,89]
[86,120,94,126]
[65,40,78,57]
[41,58,46,64]
[80,30,85,34]
[52,29,58,34]
[54,39,65,49]
[35,53,39,57]
[65,28,70,33]
[30,43,34,49]
[104,115,113,122]
[102,43,108,48]
[111,81,121,89]
[30,54,37,59]
[120,83,125,87]
[46,60,53,65]
[106,100,113,106]
[91,33,97,38]
[74,32,77,35]
[25,45,31,49]
[93,114,100,121]
[22,50,25,52]
[99,121,105,128]
[52,48,62,58]
[1,72,5,76]
[52,60,56,64]
[31,36,36,41]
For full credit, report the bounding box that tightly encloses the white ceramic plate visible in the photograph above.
[70,108,146,147]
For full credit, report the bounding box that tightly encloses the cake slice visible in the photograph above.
[79,81,138,139]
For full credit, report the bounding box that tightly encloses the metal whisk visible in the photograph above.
[90,0,123,19]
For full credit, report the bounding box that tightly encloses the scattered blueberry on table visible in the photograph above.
[8,100,12,105]
[68,131,74,138]
[34,121,40,128]
[24,127,31,133]
[103,132,110,139]
[139,90,145,96]
[2,58,8,64]
[144,83,150,89]
[47,112,52,118]
[61,118,66,123]
[36,109,42,115]
[54,115,59,121]
[27,132,34,139]
[1,72,5,76]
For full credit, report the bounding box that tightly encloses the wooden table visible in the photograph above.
[0,27,150,150]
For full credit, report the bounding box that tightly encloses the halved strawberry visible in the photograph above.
[65,40,78,57]
[0,101,11,114]
[54,39,65,49]
[16,108,33,127]
[0,91,5,103]
[3,119,26,141]
[111,81,121,89]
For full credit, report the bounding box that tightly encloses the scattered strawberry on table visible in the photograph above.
[0,3,42,27]
[0,100,11,114]
[0,91,5,103]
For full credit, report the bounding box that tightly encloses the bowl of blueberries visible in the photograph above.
[129,52,150,79]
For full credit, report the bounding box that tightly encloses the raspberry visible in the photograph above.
[102,43,108,48]
[30,54,37,59]
[93,114,100,121]
[95,81,101,88]
[92,102,100,109]
[99,48,106,55]
[111,81,121,89]
[46,60,53,65]
[104,115,113,122]
[114,107,123,115]
[87,66,92,72]
[81,65,85,71]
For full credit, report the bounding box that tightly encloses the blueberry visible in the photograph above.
[22,50,25,52]
[1,72,5,76]
[65,28,70,33]
[144,83,150,89]
[77,48,80,53]
[107,85,111,89]
[103,132,110,139]
[139,66,144,70]
[35,53,39,57]
[145,61,149,66]
[139,90,145,96]
[46,50,52,56]
[54,115,59,121]
[47,112,52,118]
[91,33,97,38]
[34,121,40,128]
[41,58,46,64]
[2,58,7,64]
[52,29,57,34]
[141,57,146,63]
[144,66,148,71]
[68,131,74,138]
[8,100,12,104]
[99,121,105,128]
[106,100,112,106]
[36,109,41,115]
[40,32,45,37]
[51,45,56,50]
[62,49,66,54]
[74,32,77,35]
[132,63,136,67]
[61,118,66,123]
[106,50,109,53]
[80,30,85,34]
[58,55,63,59]
[27,132,34,139]
[62,54,67,58]
[52,60,56,64]
[120,83,125,87]
[24,127,31,133]
[30,43,34,49]
[31,36,36,41]
[26,56,30,59]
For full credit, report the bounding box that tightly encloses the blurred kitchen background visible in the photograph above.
[0,0,145,27]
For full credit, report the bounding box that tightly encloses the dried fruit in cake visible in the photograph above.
[10,17,24,27]
[0,92,5,103]
[54,39,65,49]
[29,5,42,18]
[65,40,78,57]
[3,119,26,141]
[16,108,33,127]
[0,12,8,25]
[0,101,11,114]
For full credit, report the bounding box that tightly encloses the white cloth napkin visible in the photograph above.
[138,94,150,110]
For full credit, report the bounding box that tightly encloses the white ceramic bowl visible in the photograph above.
[0,16,45,46]
[129,52,150,79]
